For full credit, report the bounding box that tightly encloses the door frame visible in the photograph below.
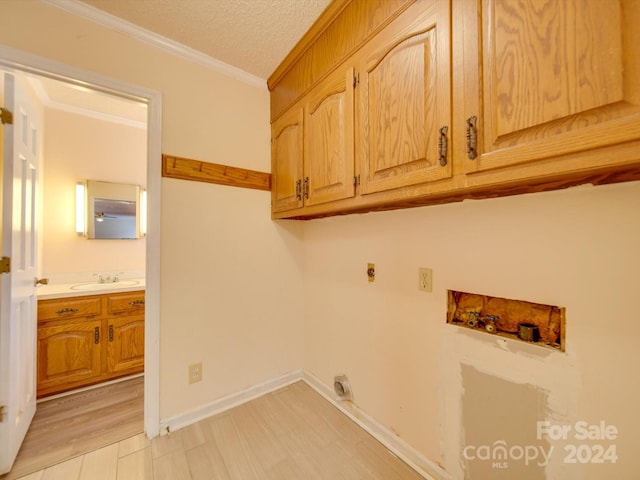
[0,45,162,438]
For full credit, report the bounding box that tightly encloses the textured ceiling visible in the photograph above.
[78,0,332,80]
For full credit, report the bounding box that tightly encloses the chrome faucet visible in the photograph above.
[93,273,122,284]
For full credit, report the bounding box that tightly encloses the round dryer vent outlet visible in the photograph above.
[333,374,353,401]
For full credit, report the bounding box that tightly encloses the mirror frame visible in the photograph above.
[85,180,143,239]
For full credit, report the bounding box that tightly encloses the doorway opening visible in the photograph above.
[0,46,161,474]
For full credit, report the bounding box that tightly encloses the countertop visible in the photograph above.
[37,279,146,300]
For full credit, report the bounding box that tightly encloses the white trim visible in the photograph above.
[42,0,267,89]
[25,76,146,129]
[36,373,143,403]
[159,370,304,435]
[0,45,162,440]
[144,77,162,440]
[302,371,452,480]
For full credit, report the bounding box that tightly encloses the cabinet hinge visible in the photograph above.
[0,405,5,422]
[0,107,13,125]
[352,73,360,89]
[295,179,302,201]
[0,256,10,274]
[353,174,360,186]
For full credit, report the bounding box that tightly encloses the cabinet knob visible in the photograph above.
[56,307,79,315]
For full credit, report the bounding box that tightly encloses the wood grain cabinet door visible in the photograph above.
[303,66,355,206]
[462,0,640,173]
[357,0,452,195]
[106,315,145,374]
[271,107,304,213]
[37,320,102,396]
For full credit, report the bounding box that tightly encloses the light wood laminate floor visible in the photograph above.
[4,376,144,479]
[8,381,424,480]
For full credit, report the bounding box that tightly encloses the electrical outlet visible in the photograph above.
[367,263,375,282]
[188,362,202,384]
[418,268,433,292]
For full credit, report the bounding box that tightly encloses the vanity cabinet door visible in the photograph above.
[37,319,103,397]
[106,314,145,374]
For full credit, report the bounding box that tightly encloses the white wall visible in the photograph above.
[1,0,305,420]
[302,181,640,479]
[42,108,146,278]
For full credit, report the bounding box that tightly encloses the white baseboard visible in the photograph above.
[159,369,303,434]
[302,371,452,480]
[158,368,451,480]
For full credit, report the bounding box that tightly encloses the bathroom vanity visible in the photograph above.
[36,282,145,398]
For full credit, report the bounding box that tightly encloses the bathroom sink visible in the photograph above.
[70,280,140,291]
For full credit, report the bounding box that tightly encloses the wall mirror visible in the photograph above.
[86,180,144,239]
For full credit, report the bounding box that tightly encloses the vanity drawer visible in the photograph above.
[38,296,103,323]
[107,291,145,315]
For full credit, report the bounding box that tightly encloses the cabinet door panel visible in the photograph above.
[304,67,355,206]
[466,0,640,172]
[359,1,452,194]
[271,108,304,212]
[107,315,145,374]
[37,320,102,395]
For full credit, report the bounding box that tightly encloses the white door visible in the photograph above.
[0,72,40,474]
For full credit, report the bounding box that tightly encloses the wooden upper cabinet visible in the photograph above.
[357,0,452,195]
[304,66,355,206]
[463,0,640,173]
[271,107,304,213]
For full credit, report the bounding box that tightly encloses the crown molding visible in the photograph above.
[25,75,147,129]
[48,99,147,129]
[43,0,267,89]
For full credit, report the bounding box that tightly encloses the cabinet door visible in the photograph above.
[358,0,452,195]
[106,315,145,374]
[271,107,304,213]
[37,320,102,396]
[304,67,355,206]
[463,0,640,173]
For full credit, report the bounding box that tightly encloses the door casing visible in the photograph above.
[0,45,162,438]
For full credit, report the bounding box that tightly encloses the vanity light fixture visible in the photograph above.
[139,188,147,237]
[75,182,86,236]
